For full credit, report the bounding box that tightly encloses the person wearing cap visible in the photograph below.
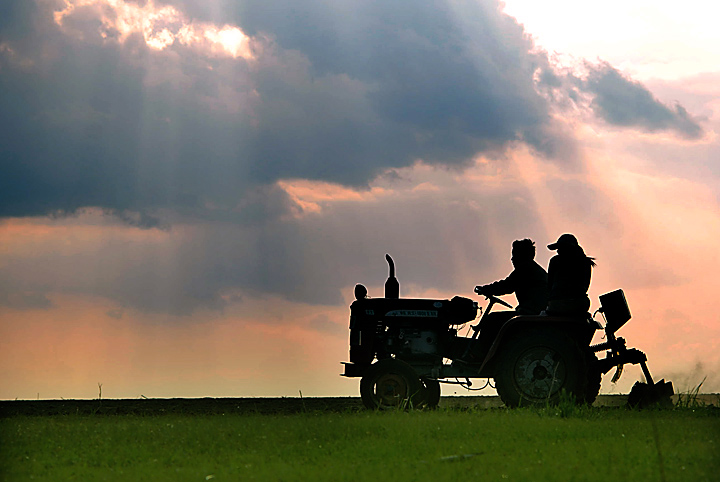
[546,233,596,314]
[473,239,549,343]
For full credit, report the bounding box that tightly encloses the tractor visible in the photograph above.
[342,255,673,409]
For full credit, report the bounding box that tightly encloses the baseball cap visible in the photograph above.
[547,233,578,250]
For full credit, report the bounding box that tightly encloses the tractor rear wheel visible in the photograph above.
[360,358,422,409]
[495,330,587,407]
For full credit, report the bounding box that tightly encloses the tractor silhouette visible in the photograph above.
[342,255,673,409]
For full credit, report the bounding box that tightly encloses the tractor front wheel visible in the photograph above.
[360,358,422,409]
[495,330,587,407]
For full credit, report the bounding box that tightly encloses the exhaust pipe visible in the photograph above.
[384,254,399,298]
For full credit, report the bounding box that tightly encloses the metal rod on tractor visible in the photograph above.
[461,292,513,361]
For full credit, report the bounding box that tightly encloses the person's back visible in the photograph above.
[546,234,595,314]
[547,250,592,299]
[506,258,549,315]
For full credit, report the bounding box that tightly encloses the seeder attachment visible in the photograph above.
[593,290,674,408]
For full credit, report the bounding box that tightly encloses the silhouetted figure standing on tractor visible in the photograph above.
[546,233,596,314]
[474,238,549,342]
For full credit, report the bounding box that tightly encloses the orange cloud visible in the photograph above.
[278,179,388,216]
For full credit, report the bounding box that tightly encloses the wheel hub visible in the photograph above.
[532,363,549,380]
[515,348,566,400]
[375,373,408,405]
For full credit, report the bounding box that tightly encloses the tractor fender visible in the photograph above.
[476,314,595,375]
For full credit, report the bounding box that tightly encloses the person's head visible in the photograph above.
[354,283,368,300]
[547,233,579,255]
[511,238,536,266]
[548,233,596,266]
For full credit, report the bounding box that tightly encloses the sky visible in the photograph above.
[1,0,719,399]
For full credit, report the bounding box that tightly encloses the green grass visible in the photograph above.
[1,407,718,481]
[676,378,707,409]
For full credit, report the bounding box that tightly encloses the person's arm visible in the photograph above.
[476,271,517,296]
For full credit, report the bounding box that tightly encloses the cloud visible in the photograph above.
[0,289,53,310]
[2,1,706,224]
[0,0,709,315]
[0,0,579,222]
[306,314,345,337]
[4,143,712,316]
[580,62,703,139]
[52,0,254,59]
[0,162,546,313]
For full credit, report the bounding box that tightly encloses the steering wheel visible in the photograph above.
[474,288,514,310]
[488,295,513,309]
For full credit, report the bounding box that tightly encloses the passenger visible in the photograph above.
[545,233,596,315]
[474,238,549,340]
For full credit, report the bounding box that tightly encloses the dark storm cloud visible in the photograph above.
[0,0,568,220]
[213,0,571,163]
[0,35,262,220]
[580,62,703,139]
[1,1,705,223]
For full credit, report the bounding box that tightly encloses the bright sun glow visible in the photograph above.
[502,0,720,80]
[54,0,254,59]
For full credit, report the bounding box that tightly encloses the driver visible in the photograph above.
[474,238,549,338]
[475,238,549,315]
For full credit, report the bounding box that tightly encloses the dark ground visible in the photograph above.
[0,397,363,416]
[2,395,717,417]
[0,395,611,416]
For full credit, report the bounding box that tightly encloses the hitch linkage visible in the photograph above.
[591,335,655,384]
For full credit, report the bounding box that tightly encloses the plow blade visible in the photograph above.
[627,379,674,409]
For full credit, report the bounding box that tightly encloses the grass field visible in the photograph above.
[1,400,718,482]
